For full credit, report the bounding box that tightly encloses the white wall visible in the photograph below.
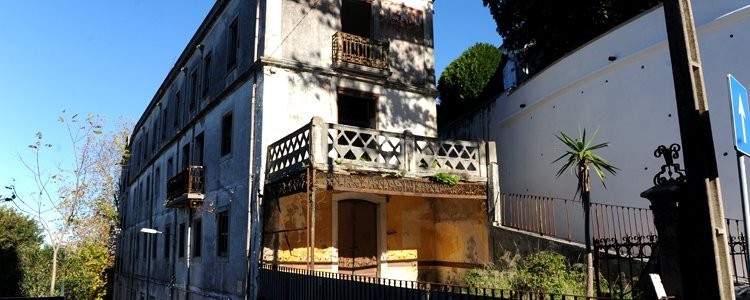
[448,1,750,219]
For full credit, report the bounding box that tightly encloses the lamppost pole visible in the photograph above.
[140,228,161,300]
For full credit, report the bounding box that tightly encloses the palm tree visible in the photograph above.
[553,129,618,298]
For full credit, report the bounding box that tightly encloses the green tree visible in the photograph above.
[10,112,130,298]
[0,206,43,297]
[437,42,502,125]
[482,0,660,75]
[553,129,618,297]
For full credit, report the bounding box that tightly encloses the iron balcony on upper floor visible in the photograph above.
[332,31,390,72]
[165,165,205,208]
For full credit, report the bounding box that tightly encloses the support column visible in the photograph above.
[662,1,734,298]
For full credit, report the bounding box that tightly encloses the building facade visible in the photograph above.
[114,1,498,299]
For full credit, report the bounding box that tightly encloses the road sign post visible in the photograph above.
[728,74,750,280]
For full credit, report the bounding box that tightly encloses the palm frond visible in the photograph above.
[552,129,618,191]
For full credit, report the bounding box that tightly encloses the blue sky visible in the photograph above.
[0,1,499,195]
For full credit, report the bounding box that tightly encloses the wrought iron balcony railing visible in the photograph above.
[266,117,490,183]
[332,31,389,70]
[166,165,204,208]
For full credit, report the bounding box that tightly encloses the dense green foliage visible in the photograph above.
[482,0,661,75]
[432,172,461,185]
[0,207,43,296]
[437,42,502,124]
[5,112,130,299]
[464,251,585,295]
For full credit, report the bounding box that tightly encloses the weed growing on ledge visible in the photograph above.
[432,172,460,185]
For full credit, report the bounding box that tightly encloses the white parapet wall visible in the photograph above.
[445,0,750,220]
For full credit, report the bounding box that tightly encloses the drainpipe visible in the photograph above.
[246,72,260,299]
[186,207,192,300]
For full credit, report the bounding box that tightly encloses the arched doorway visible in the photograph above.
[337,199,378,276]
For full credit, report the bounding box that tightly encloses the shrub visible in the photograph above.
[464,251,585,296]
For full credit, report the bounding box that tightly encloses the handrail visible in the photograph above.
[332,31,389,70]
[265,118,488,183]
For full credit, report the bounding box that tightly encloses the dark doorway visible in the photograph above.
[338,90,377,129]
[341,0,371,38]
[338,200,378,276]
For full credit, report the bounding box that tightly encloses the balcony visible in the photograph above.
[266,117,492,186]
[332,31,389,72]
[166,166,205,208]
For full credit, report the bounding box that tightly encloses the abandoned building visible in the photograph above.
[113,0,500,299]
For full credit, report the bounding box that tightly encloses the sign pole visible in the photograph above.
[738,154,750,277]
[729,74,750,281]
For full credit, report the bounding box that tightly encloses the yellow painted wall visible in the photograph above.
[262,190,490,284]
[262,192,334,266]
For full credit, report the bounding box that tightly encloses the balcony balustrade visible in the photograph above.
[266,117,490,184]
[332,31,389,70]
[166,165,205,208]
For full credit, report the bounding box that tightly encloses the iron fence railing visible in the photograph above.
[501,193,657,242]
[259,264,609,300]
[500,192,749,284]
[727,218,748,283]
[266,117,489,183]
[332,31,389,70]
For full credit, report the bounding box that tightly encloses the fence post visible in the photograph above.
[402,130,416,174]
[487,142,501,226]
[641,182,684,299]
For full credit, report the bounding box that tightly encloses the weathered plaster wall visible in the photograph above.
[262,191,490,284]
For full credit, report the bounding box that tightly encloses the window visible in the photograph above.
[174,91,181,129]
[154,168,161,199]
[221,112,233,156]
[151,227,157,259]
[164,224,171,258]
[167,157,174,179]
[151,122,157,152]
[192,218,202,257]
[227,19,239,70]
[217,211,229,257]
[195,133,205,166]
[146,176,151,208]
[182,143,191,170]
[178,222,186,258]
[142,234,148,261]
[202,53,212,98]
[337,90,377,129]
[341,0,372,38]
[161,107,168,140]
[190,70,199,112]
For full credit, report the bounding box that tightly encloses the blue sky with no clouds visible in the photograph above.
[0,1,499,197]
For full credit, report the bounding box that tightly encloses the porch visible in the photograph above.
[262,117,498,283]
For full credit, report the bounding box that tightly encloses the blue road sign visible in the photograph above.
[730,74,750,156]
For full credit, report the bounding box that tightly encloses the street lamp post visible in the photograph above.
[139,228,158,300]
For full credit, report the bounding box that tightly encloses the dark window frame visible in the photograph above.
[164,224,171,258]
[178,222,186,258]
[220,112,233,156]
[202,53,212,98]
[192,218,202,258]
[227,18,239,70]
[217,211,229,257]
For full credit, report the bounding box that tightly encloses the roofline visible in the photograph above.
[131,0,230,139]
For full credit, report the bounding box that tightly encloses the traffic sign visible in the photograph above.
[729,74,750,156]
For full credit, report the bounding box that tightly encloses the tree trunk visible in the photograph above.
[584,193,594,298]
[50,245,59,296]
[580,162,594,298]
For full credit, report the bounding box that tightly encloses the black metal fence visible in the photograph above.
[259,264,604,300]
